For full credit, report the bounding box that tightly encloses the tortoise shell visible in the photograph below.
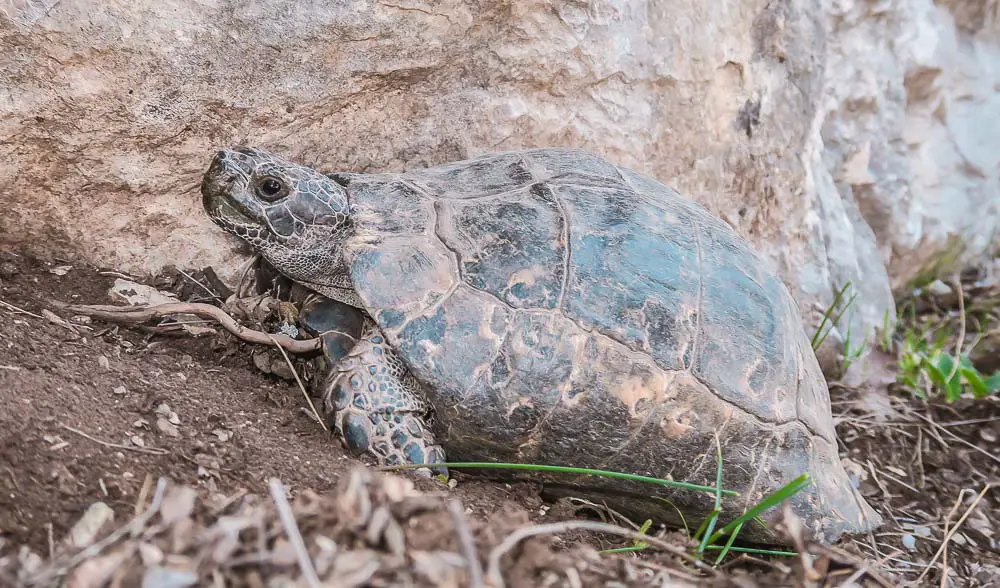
[336,148,881,543]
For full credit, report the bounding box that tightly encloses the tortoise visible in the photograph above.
[201,146,882,544]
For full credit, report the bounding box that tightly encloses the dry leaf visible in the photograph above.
[138,542,164,567]
[141,566,198,588]
[160,485,198,525]
[65,548,130,588]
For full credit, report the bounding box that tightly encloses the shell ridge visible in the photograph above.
[688,220,705,371]
[550,185,573,312]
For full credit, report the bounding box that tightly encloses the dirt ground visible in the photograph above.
[0,248,998,587]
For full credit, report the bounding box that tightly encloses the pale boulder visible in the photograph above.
[2,0,998,367]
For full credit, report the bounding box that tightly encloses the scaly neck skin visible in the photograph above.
[259,227,364,309]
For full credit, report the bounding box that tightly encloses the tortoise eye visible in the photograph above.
[255,176,287,202]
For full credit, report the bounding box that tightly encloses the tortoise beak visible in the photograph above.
[201,148,266,233]
[201,153,231,213]
[201,150,250,214]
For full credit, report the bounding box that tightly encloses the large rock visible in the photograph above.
[2,0,998,366]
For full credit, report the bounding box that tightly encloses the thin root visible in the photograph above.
[47,299,320,354]
[267,334,328,432]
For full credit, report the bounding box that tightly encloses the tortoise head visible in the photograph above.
[201,146,352,286]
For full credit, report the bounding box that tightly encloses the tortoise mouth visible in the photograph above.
[201,150,266,235]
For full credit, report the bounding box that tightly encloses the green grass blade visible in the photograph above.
[634,518,652,548]
[828,291,858,334]
[703,545,798,557]
[712,435,724,511]
[707,474,812,545]
[697,435,725,555]
[811,281,853,350]
[691,510,715,543]
[380,462,739,495]
[654,497,690,536]
[696,510,720,557]
[946,374,963,403]
[922,353,949,388]
[598,519,654,555]
[599,545,649,554]
[713,520,745,565]
[962,367,990,398]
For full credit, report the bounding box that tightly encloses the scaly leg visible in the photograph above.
[320,318,448,476]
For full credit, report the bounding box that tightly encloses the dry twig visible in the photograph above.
[447,499,485,588]
[485,520,721,588]
[0,298,44,319]
[267,334,328,432]
[48,300,320,353]
[268,478,322,588]
[60,423,169,456]
[821,544,895,588]
[837,548,903,588]
[135,473,154,516]
[175,267,223,301]
[915,483,994,586]
[910,411,1000,467]
[944,275,966,384]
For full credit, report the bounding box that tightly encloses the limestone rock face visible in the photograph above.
[2,0,998,362]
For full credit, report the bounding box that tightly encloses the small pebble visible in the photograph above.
[97,356,110,370]
[155,403,181,425]
[112,385,127,396]
[926,279,952,296]
[156,418,180,437]
[901,534,917,551]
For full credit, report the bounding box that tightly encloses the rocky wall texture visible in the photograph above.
[1,0,998,365]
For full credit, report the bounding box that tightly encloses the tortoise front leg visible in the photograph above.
[320,318,448,477]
